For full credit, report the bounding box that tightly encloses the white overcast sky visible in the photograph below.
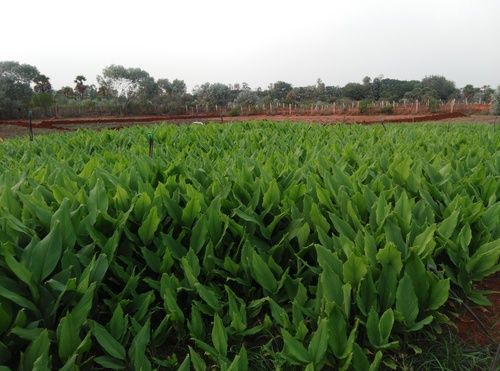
[1,0,499,90]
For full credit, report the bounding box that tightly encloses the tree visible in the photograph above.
[421,76,457,101]
[33,74,52,93]
[378,79,420,102]
[97,65,158,113]
[342,83,368,101]
[371,77,382,101]
[156,78,188,114]
[269,81,293,101]
[158,78,186,96]
[0,61,40,118]
[235,90,259,106]
[74,75,88,99]
[32,92,54,116]
[0,61,39,84]
[481,85,495,103]
[58,86,75,99]
[462,84,476,102]
[193,83,231,109]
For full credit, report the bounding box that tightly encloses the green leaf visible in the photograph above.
[378,308,394,344]
[428,278,450,311]
[396,273,419,325]
[51,198,76,248]
[88,178,109,223]
[178,355,190,371]
[190,218,208,253]
[437,210,459,239]
[466,239,500,280]
[30,220,63,282]
[3,252,38,299]
[251,250,277,293]
[128,320,151,371]
[195,283,221,312]
[262,180,281,211]
[182,195,201,228]
[376,243,402,274]
[366,308,380,347]
[21,329,50,371]
[94,356,126,369]
[308,318,329,366]
[109,303,127,341]
[310,203,330,232]
[211,314,228,357]
[91,321,126,360]
[411,224,436,259]
[281,328,311,364]
[343,254,367,287]
[57,314,81,361]
[189,346,206,371]
[138,206,161,244]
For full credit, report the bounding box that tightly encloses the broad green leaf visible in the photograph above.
[437,210,459,239]
[396,273,419,325]
[251,250,277,293]
[138,206,161,244]
[308,318,329,366]
[211,314,228,357]
[57,313,81,361]
[30,220,63,282]
[281,329,311,364]
[128,320,151,371]
[343,254,367,287]
[91,321,126,360]
[262,180,280,211]
[428,278,450,310]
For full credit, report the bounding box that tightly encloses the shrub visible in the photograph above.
[380,105,394,114]
[359,99,371,114]
[428,97,440,113]
[228,107,241,116]
[491,86,500,115]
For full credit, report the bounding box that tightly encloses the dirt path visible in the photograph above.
[1,112,496,139]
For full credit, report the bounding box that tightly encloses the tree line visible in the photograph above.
[0,61,498,119]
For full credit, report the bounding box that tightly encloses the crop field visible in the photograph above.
[0,121,498,370]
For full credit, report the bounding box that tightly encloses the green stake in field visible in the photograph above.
[147,131,154,157]
[28,109,33,141]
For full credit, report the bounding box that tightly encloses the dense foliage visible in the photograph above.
[0,122,499,370]
[1,61,496,119]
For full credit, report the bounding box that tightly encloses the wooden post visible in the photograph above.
[333,102,336,114]
[148,133,154,157]
[415,99,419,113]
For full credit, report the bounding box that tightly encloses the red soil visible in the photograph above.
[0,112,467,134]
[454,273,500,346]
